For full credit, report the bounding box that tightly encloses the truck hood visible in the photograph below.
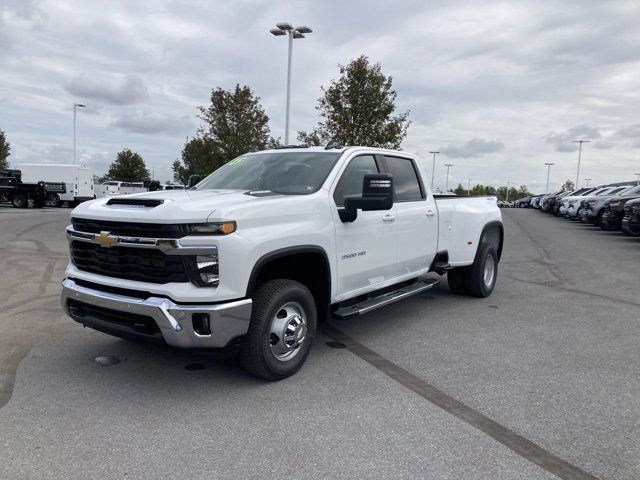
[71,189,282,223]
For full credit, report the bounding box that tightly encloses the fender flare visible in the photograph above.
[477,220,504,261]
[245,245,331,297]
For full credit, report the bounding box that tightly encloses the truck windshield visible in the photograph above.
[195,152,342,194]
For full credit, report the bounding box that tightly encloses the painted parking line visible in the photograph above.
[320,322,598,480]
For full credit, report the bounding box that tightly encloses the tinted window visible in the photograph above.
[333,155,378,206]
[384,156,423,201]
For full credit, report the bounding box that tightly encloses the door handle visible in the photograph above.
[426,209,436,216]
[382,214,396,222]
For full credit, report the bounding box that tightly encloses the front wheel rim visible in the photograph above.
[483,255,496,287]
[269,301,308,362]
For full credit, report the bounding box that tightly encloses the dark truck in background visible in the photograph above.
[0,169,66,208]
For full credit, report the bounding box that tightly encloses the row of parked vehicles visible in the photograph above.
[515,184,640,236]
[1,163,184,208]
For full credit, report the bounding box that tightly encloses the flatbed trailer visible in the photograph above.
[0,170,66,208]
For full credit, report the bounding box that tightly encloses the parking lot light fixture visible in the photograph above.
[545,162,554,193]
[429,151,439,189]
[467,179,471,196]
[635,173,640,186]
[585,178,592,187]
[270,22,313,145]
[444,163,453,191]
[572,140,590,188]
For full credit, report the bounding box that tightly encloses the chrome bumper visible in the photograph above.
[61,278,252,348]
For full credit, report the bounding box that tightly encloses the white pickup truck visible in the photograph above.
[61,146,503,380]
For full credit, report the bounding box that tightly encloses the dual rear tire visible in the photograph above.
[447,242,498,298]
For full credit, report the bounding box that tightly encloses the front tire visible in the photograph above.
[240,279,316,381]
[12,195,27,208]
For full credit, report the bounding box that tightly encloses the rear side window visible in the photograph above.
[384,156,423,201]
[333,155,379,206]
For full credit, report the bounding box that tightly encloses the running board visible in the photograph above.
[333,279,439,319]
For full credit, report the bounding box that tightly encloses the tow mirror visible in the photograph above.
[187,175,202,188]
[339,173,394,223]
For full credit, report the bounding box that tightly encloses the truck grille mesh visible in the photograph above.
[71,241,188,284]
[72,218,188,239]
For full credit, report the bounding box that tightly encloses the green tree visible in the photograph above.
[469,184,487,196]
[0,129,11,170]
[107,149,150,181]
[560,179,575,192]
[298,55,410,148]
[173,85,276,183]
[453,183,466,196]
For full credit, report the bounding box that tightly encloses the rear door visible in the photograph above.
[383,155,438,275]
[331,154,398,297]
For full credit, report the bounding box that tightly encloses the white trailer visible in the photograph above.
[16,164,94,206]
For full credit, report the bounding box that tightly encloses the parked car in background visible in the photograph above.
[566,186,629,220]
[621,197,640,236]
[580,185,640,225]
[601,192,640,230]
[514,197,531,208]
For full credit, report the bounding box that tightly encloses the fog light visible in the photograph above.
[193,313,211,336]
[196,255,219,286]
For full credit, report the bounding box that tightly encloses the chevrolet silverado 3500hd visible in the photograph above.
[61,146,503,380]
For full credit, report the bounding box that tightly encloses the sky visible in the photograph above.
[2,0,640,192]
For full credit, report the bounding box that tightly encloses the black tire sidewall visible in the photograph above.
[12,195,27,208]
[246,280,317,380]
[467,243,498,298]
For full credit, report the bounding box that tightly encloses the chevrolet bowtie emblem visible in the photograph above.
[94,231,119,248]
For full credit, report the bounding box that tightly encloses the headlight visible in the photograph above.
[184,222,236,235]
[184,252,219,287]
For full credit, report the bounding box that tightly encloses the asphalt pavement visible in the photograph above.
[0,205,638,479]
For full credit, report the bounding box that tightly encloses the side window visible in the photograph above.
[384,156,423,202]
[333,155,379,206]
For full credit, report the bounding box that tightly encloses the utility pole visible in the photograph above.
[444,163,453,192]
[270,23,312,145]
[635,173,640,186]
[571,140,590,189]
[506,181,511,203]
[545,162,554,194]
[429,151,439,189]
[73,103,86,164]
[467,179,471,196]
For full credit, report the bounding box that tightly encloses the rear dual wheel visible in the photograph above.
[447,243,498,298]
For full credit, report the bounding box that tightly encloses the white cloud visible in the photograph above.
[111,111,194,135]
[65,74,147,106]
[441,138,504,158]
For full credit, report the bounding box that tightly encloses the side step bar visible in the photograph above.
[333,279,439,319]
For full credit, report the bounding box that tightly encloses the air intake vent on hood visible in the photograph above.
[106,198,164,208]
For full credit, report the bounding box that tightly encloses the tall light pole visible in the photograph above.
[467,179,472,196]
[572,140,590,189]
[444,163,453,192]
[585,178,592,187]
[73,103,86,164]
[506,181,511,203]
[429,151,439,189]
[544,162,554,193]
[635,173,640,186]
[270,23,312,145]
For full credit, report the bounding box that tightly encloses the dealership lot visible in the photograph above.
[0,206,638,479]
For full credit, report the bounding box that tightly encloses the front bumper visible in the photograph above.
[61,278,252,348]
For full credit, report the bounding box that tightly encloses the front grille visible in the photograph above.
[71,241,189,284]
[67,299,160,335]
[72,218,190,238]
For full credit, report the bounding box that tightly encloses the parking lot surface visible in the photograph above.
[0,206,638,479]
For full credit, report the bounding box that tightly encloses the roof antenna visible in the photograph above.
[325,139,343,150]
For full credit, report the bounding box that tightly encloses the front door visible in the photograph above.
[331,154,398,298]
